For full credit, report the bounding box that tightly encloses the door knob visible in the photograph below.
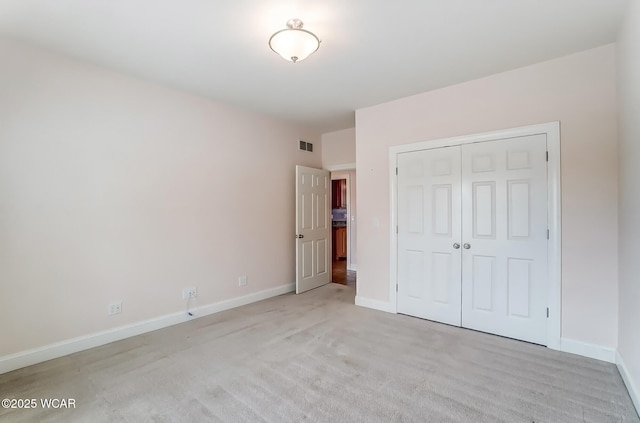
[295,234,304,239]
[453,243,460,249]
[463,243,471,249]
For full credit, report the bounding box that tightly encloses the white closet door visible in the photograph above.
[397,147,462,326]
[460,134,548,344]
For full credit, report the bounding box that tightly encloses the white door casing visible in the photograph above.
[390,122,561,348]
[296,165,331,294]
[461,135,548,345]
[397,146,462,326]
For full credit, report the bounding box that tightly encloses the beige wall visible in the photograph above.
[617,0,640,409]
[0,38,321,357]
[355,45,619,348]
[322,127,356,167]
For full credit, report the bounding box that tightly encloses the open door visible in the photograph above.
[296,165,331,294]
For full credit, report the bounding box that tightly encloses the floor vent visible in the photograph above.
[299,140,313,152]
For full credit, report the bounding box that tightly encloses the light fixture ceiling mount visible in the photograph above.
[269,18,320,63]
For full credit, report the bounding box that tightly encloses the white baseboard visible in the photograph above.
[347,264,357,271]
[352,302,620,367]
[560,338,616,363]
[0,283,295,375]
[617,351,640,415]
[355,295,395,313]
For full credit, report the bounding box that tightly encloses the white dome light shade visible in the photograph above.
[269,19,320,63]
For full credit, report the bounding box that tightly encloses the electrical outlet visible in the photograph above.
[182,287,197,300]
[108,301,122,315]
[238,275,248,287]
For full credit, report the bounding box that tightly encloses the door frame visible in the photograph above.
[388,122,561,350]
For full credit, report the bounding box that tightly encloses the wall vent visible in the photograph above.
[299,140,313,152]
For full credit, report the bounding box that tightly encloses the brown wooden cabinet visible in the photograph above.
[333,227,347,260]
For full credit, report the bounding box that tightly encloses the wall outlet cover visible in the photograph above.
[108,301,122,315]
[182,287,197,300]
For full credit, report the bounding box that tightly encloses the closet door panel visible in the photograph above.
[397,147,462,326]
[461,134,548,345]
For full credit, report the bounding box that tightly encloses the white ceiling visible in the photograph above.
[0,0,631,133]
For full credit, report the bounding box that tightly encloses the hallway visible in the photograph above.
[332,259,356,288]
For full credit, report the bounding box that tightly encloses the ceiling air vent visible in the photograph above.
[299,140,313,152]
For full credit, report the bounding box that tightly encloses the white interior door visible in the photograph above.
[397,147,462,326]
[396,134,549,345]
[296,165,331,294]
[461,134,548,344]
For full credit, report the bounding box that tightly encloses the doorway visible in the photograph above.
[331,173,356,287]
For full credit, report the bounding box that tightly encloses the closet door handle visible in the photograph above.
[463,243,471,249]
[453,243,460,249]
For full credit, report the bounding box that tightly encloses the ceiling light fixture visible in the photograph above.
[269,18,320,63]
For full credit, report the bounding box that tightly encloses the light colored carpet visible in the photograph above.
[0,283,638,422]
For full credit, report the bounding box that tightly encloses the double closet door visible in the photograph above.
[397,134,548,345]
